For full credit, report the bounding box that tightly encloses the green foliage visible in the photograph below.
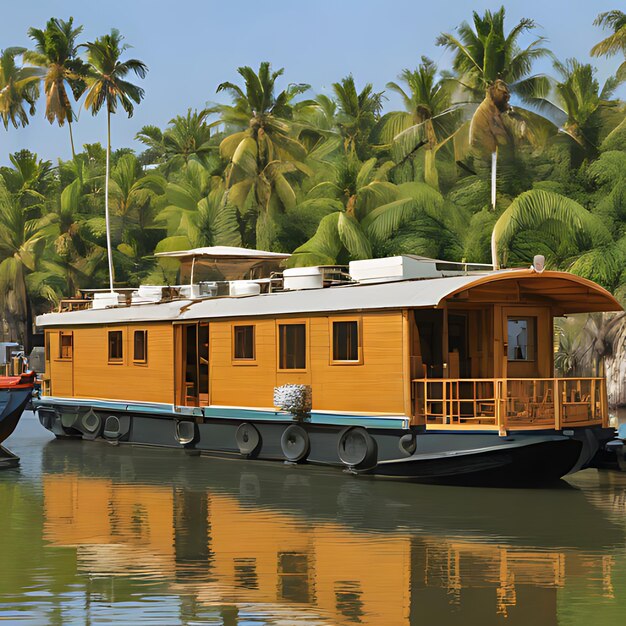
[0,10,625,349]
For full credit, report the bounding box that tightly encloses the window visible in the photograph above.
[233,325,255,361]
[108,330,123,362]
[278,323,306,370]
[45,332,50,362]
[59,331,73,360]
[133,330,148,363]
[332,320,361,363]
[507,317,536,361]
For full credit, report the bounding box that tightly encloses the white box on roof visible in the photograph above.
[349,256,435,282]
[283,266,324,290]
[92,292,125,309]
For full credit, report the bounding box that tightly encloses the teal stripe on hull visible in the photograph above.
[34,396,410,430]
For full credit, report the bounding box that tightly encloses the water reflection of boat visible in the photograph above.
[39,439,624,625]
[0,371,35,467]
[42,438,623,550]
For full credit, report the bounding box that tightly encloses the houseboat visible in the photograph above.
[33,246,623,484]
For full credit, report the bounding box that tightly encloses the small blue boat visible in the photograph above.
[0,371,35,468]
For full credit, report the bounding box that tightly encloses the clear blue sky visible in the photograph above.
[0,0,623,165]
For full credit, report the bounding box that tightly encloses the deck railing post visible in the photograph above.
[591,378,597,421]
[601,378,608,428]
[497,379,507,436]
[554,379,562,431]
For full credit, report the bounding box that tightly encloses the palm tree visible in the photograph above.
[436,7,551,105]
[551,59,620,161]
[25,17,88,158]
[104,154,167,284]
[136,109,214,173]
[50,176,105,297]
[289,156,443,265]
[0,149,54,215]
[81,29,147,291]
[437,7,553,229]
[591,10,626,82]
[332,75,385,159]
[491,189,611,268]
[374,57,459,189]
[155,159,240,253]
[0,178,60,349]
[209,62,310,249]
[0,48,40,130]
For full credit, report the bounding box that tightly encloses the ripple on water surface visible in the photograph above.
[1,412,626,625]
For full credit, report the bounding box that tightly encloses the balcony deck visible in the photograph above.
[412,377,608,434]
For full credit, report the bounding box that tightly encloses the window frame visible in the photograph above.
[107,329,124,364]
[133,329,148,365]
[58,331,73,361]
[329,317,363,365]
[506,316,537,362]
[45,330,51,363]
[276,319,309,372]
[232,323,257,365]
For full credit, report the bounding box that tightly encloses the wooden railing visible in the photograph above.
[412,377,607,433]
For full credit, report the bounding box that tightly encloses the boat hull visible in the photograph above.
[34,396,616,485]
[375,439,584,485]
[0,372,36,467]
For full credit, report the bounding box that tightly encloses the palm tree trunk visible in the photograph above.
[104,108,115,292]
[491,149,497,209]
[490,149,499,269]
[68,120,77,160]
[424,121,439,190]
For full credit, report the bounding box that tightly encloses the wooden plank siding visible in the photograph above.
[209,311,407,414]
[45,311,407,415]
[47,329,74,397]
[46,323,174,404]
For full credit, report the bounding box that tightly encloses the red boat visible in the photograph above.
[0,371,36,467]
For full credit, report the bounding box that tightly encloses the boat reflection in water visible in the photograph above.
[41,440,626,625]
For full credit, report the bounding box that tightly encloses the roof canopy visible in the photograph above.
[443,270,623,314]
[154,246,290,260]
[36,269,622,328]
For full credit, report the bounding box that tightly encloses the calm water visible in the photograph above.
[2,414,626,625]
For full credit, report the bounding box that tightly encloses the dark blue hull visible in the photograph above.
[34,396,617,485]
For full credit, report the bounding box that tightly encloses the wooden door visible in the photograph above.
[501,306,551,379]
[174,322,201,407]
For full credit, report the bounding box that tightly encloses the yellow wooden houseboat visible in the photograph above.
[34,246,623,484]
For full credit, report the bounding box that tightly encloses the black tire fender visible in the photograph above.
[337,426,378,470]
[236,423,261,456]
[280,424,310,462]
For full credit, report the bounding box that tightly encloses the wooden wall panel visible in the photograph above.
[47,330,74,397]
[49,312,407,414]
[310,312,405,413]
[64,323,174,403]
[209,311,406,414]
[209,319,278,407]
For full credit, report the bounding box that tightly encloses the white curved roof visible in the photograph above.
[35,270,622,328]
[154,246,290,259]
